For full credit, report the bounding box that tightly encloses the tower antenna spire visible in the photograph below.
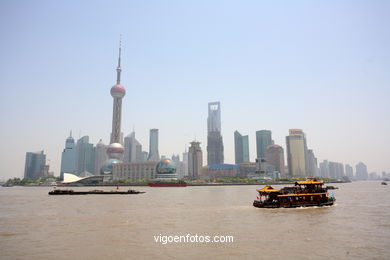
[116,34,122,84]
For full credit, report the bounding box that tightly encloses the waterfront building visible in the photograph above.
[147,129,160,162]
[94,139,107,175]
[112,162,157,181]
[76,136,95,175]
[188,141,203,180]
[60,132,77,180]
[155,159,178,180]
[234,131,249,164]
[207,102,224,165]
[202,164,239,180]
[24,150,48,179]
[239,162,257,178]
[356,162,368,180]
[345,164,354,179]
[124,132,143,163]
[264,144,285,178]
[286,129,308,178]
[256,130,273,159]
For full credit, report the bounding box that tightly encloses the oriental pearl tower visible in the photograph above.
[101,40,126,174]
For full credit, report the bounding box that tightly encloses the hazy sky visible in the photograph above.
[0,0,389,180]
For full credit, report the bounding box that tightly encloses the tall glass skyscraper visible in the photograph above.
[60,132,77,180]
[256,130,272,159]
[207,102,224,165]
[286,129,308,178]
[24,151,47,179]
[147,129,160,162]
[124,131,143,163]
[234,131,249,164]
[76,136,95,176]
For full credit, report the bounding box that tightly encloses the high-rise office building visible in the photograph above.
[147,129,160,162]
[319,160,329,178]
[207,102,224,165]
[94,139,107,175]
[256,130,273,159]
[345,164,354,179]
[60,132,77,180]
[264,144,285,177]
[306,149,318,177]
[188,141,203,180]
[356,162,368,180]
[328,161,344,179]
[182,150,189,177]
[24,151,48,179]
[76,136,95,176]
[234,131,249,164]
[286,129,308,178]
[124,132,143,163]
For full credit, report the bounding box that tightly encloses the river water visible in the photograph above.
[0,181,389,260]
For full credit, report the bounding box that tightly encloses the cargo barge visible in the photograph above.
[48,189,145,195]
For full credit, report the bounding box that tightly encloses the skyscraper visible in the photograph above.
[60,131,77,180]
[356,162,368,180]
[94,139,107,175]
[24,151,47,179]
[234,131,249,164]
[319,160,329,178]
[264,144,285,177]
[306,149,318,177]
[207,102,224,165]
[286,129,307,178]
[147,129,160,162]
[188,141,203,180]
[102,40,126,174]
[124,132,143,163]
[76,136,95,176]
[256,130,272,159]
[345,164,354,179]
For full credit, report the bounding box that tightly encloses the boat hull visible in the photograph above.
[148,183,187,187]
[253,200,334,208]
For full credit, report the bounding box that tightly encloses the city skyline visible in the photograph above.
[1,0,390,179]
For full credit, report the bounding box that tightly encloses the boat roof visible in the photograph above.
[257,185,280,193]
[295,178,324,185]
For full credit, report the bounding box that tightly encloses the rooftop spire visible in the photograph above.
[116,35,122,84]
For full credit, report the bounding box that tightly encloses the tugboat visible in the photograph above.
[253,178,335,208]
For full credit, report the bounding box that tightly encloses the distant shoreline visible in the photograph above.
[3,180,348,187]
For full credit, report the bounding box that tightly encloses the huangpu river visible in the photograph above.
[0,181,389,260]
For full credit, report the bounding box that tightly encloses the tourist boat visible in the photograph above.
[48,189,145,195]
[253,178,335,208]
